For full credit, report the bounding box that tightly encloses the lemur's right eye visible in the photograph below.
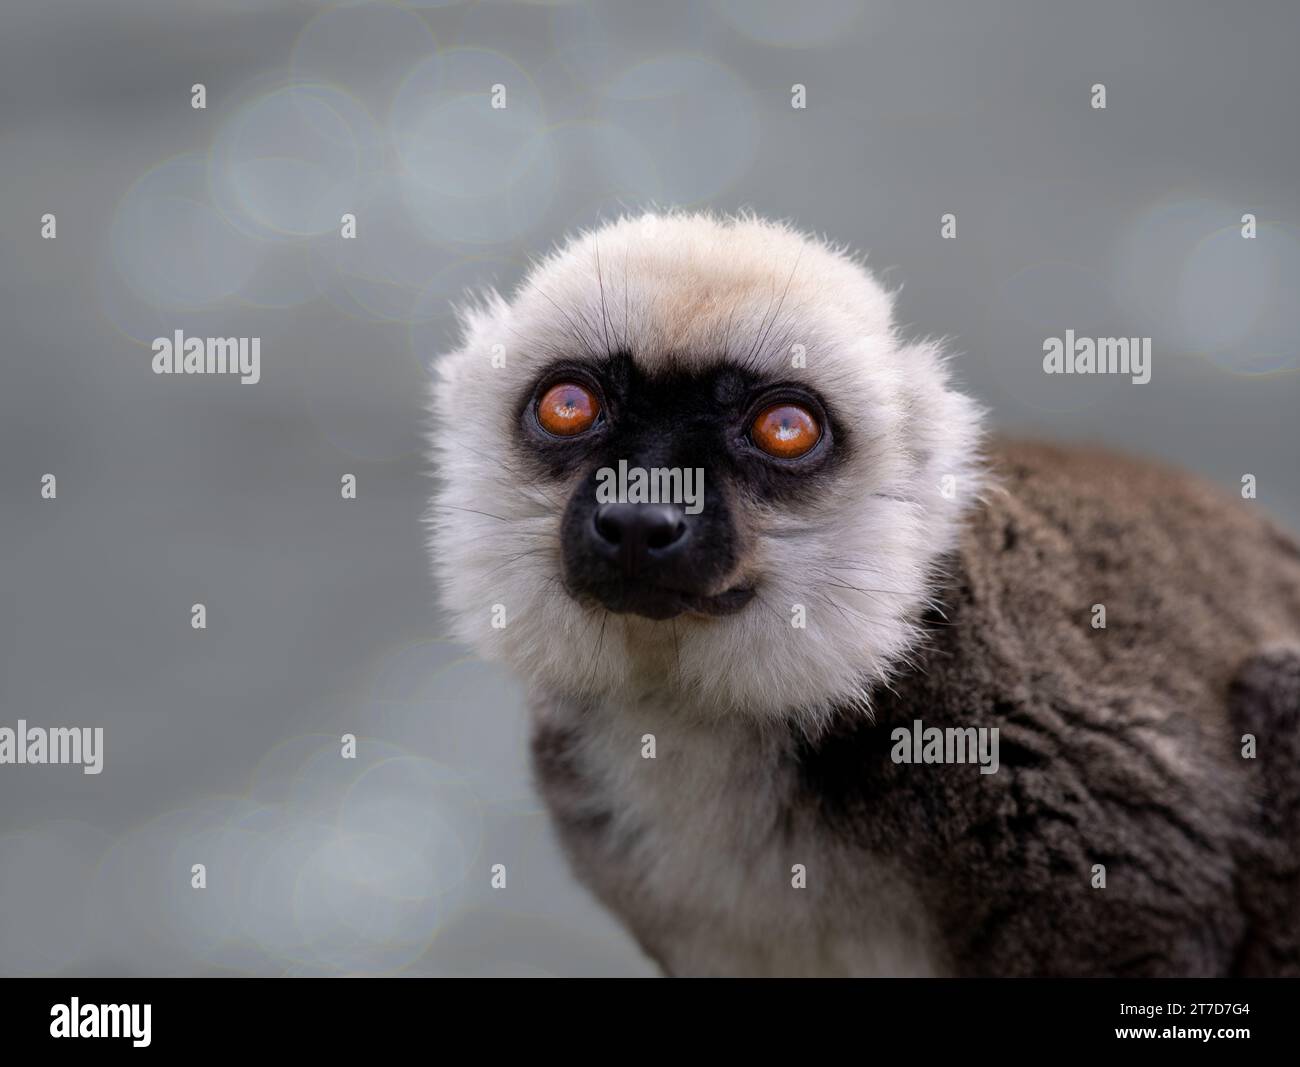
[536,381,601,437]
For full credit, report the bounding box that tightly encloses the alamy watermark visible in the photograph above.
[1043,331,1151,384]
[50,999,150,1047]
[152,330,261,384]
[891,718,1000,775]
[0,720,103,774]
[595,460,704,515]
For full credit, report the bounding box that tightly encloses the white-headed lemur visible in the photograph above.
[428,212,1300,977]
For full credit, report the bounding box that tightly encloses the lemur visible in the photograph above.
[429,212,1300,977]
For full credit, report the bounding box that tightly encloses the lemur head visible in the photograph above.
[429,212,983,723]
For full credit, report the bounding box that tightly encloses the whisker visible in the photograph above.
[583,610,611,699]
[478,545,557,581]
[427,503,514,523]
[817,576,909,599]
[621,247,631,353]
[752,590,790,626]
[743,250,803,371]
[535,287,605,362]
[812,588,861,628]
[670,617,682,682]
[594,238,613,359]
[439,442,568,509]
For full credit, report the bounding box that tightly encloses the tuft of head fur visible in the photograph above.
[427,211,985,726]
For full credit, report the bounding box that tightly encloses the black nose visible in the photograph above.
[593,502,688,572]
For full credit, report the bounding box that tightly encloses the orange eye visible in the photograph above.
[750,402,821,459]
[536,381,600,436]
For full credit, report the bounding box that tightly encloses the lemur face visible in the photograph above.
[524,354,840,622]
[430,213,983,721]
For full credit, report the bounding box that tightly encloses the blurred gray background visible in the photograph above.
[1,0,1297,976]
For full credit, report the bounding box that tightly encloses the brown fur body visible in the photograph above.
[534,440,1300,976]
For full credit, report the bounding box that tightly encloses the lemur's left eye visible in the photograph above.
[750,402,821,459]
[536,381,601,436]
